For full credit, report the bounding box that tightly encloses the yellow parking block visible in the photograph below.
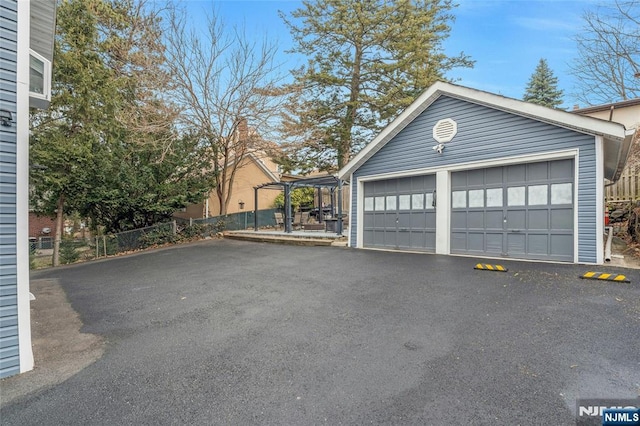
[474,263,508,272]
[579,272,630,283]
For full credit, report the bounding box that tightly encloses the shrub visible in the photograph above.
[59,240,80,264]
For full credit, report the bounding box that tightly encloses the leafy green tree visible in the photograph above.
[523,58,564,108]
[272,187,315,212]
[278,0,473,171]
[30,0,215,264]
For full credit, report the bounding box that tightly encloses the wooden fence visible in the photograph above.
[606,164,640,201]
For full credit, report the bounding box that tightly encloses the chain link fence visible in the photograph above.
[92,208,281,258]
[30,209,283,267]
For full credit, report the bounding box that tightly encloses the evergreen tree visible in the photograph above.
[523,58,564,108]
[278,0,474,171]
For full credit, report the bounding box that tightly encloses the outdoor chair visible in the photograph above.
[274,212,284,229]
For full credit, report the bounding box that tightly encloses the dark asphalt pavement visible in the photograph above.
[2,239,639,425]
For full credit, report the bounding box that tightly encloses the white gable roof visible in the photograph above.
[339,81,635,182]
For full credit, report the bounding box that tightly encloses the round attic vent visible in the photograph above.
[432,118,457,143]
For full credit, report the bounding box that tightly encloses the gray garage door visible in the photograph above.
[451,160,574,262]
[363,175,436,251]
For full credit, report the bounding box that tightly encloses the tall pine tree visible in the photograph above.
[523,58,564,109]
[278,0,474,171]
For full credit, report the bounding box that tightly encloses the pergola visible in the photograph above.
[254,174,345,235]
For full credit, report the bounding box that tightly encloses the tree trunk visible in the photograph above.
[53,194,64,267]
[340,42,362,170]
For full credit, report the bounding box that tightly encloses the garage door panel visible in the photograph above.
[410,212,425,228]
[425,212,436,228]
[397,212,411,227]
[507,164,526,182]
[468,169,484,185]
[451,232,467,251]
[507,210,526,229]
[550,234,572,255]
[528,234,549,254]
[397,230,411,248]
[485,167,503,184]
[507,233,526,254]
[468,211,484,229]
[363,176,435,251]
[528,162,548,180]
[363,231,373,245]
[385,214,398,227]
[374,231,385,246]
[467,233,484,251]
[409,232,425,249]
[551,209,573,230]
[485,211,503,229]
[451,211,466,229]
[364,214,374,227]
[425,232,436,249]
[550,159,573,179]
[528,210,548,230]
[450,159,573,262]
[486,233,503,253]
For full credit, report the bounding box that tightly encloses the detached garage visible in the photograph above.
[339,82,635,264]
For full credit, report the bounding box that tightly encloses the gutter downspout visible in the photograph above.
[604,226,613,262]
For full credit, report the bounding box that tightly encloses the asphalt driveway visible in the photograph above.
[2,239,639,425]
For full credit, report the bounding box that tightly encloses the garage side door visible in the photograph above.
[451,160,574,262]
[363,175,436,251]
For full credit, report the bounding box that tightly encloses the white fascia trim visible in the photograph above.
[355,149,579,183]
[356,178,364,248]
[595,136,604,264]
[435,170,450,254]
[347,175,354,248]
[574,150,580,263]
[339,81,627,179]
[17,0,34,374]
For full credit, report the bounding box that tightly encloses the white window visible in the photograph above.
[468,189,484,208]
[386,195,397,211]
[507,187,525,206]
[364,197,374,211]
[412,193,424,210]
[425,192,434,209]
[551,183,572,204]
[29,49,51,103]
[486,188,503,207]
[528,185,548,205]
[374,196,385,211]
[398,194,411,210]
[452,191,466,208]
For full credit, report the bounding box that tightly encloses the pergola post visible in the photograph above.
[337,180,343,236]
[253,186,259,231]
[284,184,292,233]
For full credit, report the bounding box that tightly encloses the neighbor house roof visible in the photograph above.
[339,81,635,182]
[571,98,640,114]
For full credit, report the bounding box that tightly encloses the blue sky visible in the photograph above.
[182,0,599,109]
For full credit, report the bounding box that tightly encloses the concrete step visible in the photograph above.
[224,232,337,246]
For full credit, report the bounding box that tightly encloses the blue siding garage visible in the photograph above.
[340,82,634,264]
